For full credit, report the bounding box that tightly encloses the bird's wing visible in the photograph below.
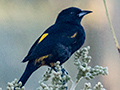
[22,24,81,62]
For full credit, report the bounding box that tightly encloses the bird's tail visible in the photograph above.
[18,67,34,87]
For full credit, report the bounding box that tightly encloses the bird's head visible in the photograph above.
[55,7,92,25]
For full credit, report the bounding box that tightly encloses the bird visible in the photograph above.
[18,7,92,87]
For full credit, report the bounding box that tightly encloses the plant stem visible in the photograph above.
[103,0,120,53]
[70,77,83,90]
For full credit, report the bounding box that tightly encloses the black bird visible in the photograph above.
[18,7,92,87]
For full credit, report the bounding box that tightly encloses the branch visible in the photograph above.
[103,0,120,53]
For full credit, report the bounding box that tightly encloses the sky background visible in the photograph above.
[0,0,120,90]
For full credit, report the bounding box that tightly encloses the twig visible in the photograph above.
[70,77,83,90]
[103,0,120,53]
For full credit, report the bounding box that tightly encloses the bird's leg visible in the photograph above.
[61,67,68,75]
[52,65,68,75]
[52,66,58,72]
[52,65,69,90]
[60,67,69,86]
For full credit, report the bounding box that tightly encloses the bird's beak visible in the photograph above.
[78,10,92,17]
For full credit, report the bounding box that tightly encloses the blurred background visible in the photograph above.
[0,0,120,90]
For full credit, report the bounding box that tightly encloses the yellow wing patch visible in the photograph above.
[71,32,77,38]
[34,55,49,65]
[38,33,48,44]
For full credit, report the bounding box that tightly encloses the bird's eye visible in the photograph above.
[70,12,74,14]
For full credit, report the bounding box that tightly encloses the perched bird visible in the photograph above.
[18,7,92,87]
